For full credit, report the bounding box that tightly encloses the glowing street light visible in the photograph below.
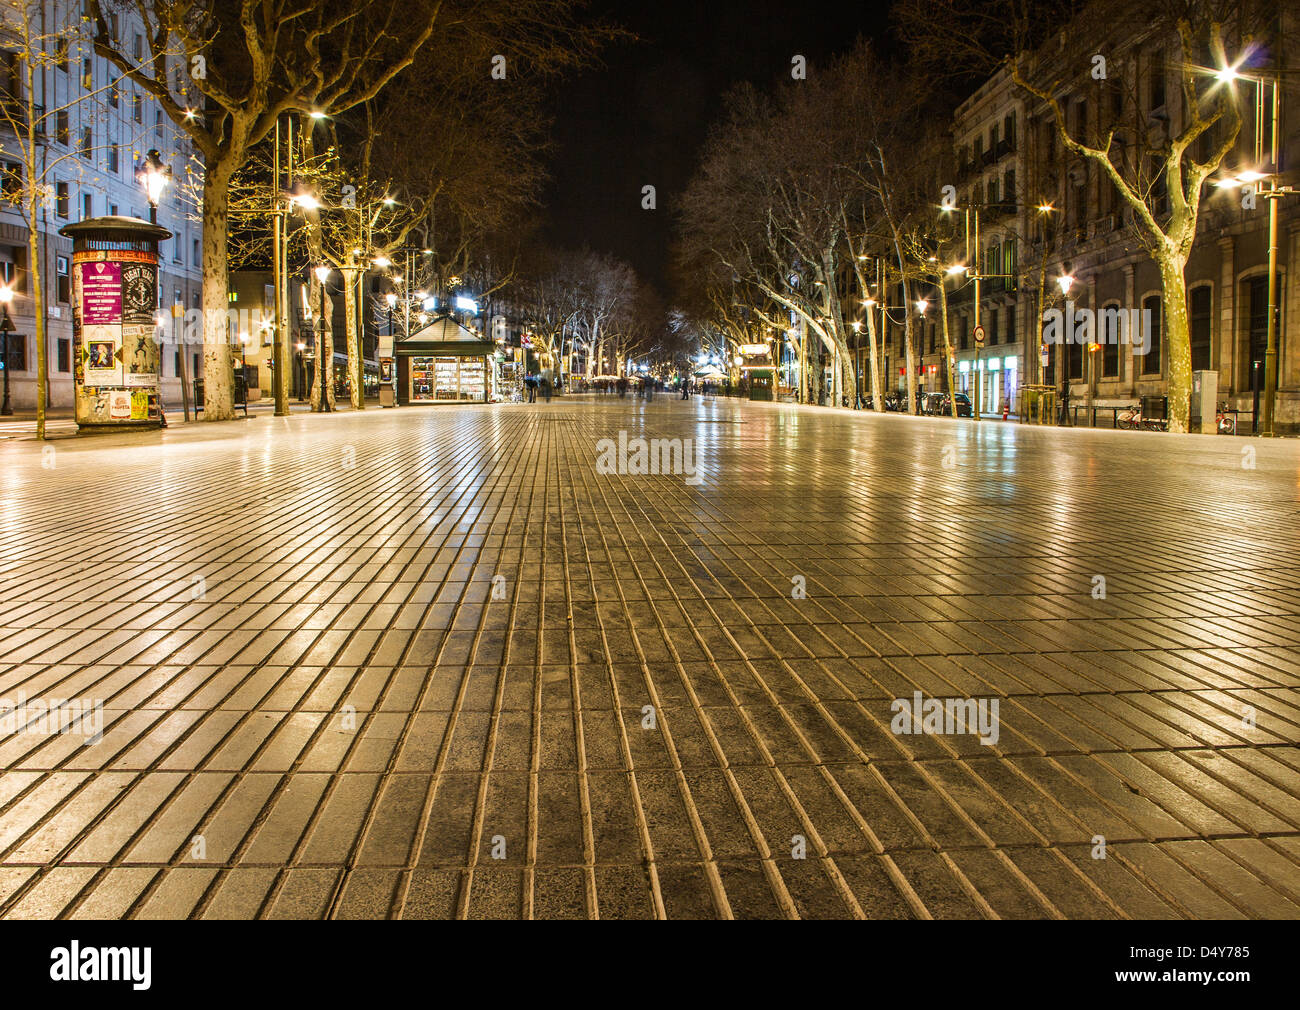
[372,256,392,269]
[1057,272,1075,296]
[135,149,171,223]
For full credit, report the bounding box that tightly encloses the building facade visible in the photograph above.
[935,9,1298,429]
[0,1,203,412]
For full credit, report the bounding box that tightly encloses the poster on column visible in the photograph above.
[121,262,157,324]
[122,324,159,387]
[83,325,123,386]
[80,261,122,324]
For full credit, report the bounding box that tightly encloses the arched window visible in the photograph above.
[1142,294,1162,375]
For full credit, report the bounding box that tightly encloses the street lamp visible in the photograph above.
[314,265,332,411]
[1208,61,1294,436]
[0,285,13,416]
[135,149,171,224]
[385,291,398,339]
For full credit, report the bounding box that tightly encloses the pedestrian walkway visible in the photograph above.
[0,396,1297,918]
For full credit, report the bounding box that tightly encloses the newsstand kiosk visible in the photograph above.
[58,216,172,433]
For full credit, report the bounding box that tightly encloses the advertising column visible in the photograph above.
[60,217,172,432]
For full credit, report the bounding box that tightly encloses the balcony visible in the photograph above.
[0,93,43,134]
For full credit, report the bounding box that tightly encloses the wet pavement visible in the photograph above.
[0,394,1298,918]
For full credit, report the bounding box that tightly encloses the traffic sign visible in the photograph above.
[973,324,985,347]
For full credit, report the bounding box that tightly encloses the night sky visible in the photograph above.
[543,0,893,294]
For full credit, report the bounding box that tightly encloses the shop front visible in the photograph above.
[395,315,495,405]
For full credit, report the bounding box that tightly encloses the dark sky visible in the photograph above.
[543,0,892,296]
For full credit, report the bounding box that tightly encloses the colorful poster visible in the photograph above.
[80,261,122,325]
[130,389,152,420]
[109,390,132,420]
[83,324,122,387]
[120,262,157,324]
[379,358,393,382]
[122,324,158,387]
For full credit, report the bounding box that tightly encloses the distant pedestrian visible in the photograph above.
[540,367,553,402]
[617,376,628,398]
[526,374,537,402]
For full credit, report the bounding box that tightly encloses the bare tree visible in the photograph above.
[896,0,1272,430]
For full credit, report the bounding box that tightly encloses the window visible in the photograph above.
[132,93,142,124]
[56,110,68,144]
[192,292,200,309]
[1190,285,1212,371]
[56,256,70,302]
[0,161,20,202]
[55,37,69,72]
[1003,168,1015,209]
[133,34,144,60]
[989,307,999,345]
[1150,50,1166,109]
[109,203,118,216]
[56,182,69,217]
[107,144,119,173]
[81,57,92,89]
[57,338,70,372]
[82,193,92,219]
[2,333,25,372]
[1101,303,1120,377]
[193,239,200,265]
[959,315,968,350]
[109,85,118,108]
[79,126,92,159]
[1142,294,1162,374]
[109,12,120,36]
[1003,112,1016,151]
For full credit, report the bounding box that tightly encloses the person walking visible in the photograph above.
[540,366,553,403]
[526,373,537,403]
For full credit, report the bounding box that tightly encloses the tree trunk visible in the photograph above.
[939,280,957,418]
[201,165,235,420]
[900,273,917,414]
[863,310,884,411]
[26,217,46,439]
[345,268,363,410]
[1159,254,1192,433]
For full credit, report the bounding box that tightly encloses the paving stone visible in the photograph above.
[2,397,1298,918]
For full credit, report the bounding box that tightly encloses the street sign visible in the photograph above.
[973,324,985,347]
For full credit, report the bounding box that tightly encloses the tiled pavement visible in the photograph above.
[0,395,1298,919]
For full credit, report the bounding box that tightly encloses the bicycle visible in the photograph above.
[1216,403,1237,435]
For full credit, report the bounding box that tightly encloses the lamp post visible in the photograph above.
[314,264,332,411]
[1210,65,1295,436]
[1057,269,1075,423]
[0,285,13,416]
[237,332,250,416]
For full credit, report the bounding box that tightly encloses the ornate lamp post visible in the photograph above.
[0,285,13,416]
[314,264,333,412]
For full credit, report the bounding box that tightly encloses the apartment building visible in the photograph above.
[941,8,1299,429]
[0,1,203,411]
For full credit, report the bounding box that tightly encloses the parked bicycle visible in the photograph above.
[1216,403,1237,435]
[1115,403,1167,431]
